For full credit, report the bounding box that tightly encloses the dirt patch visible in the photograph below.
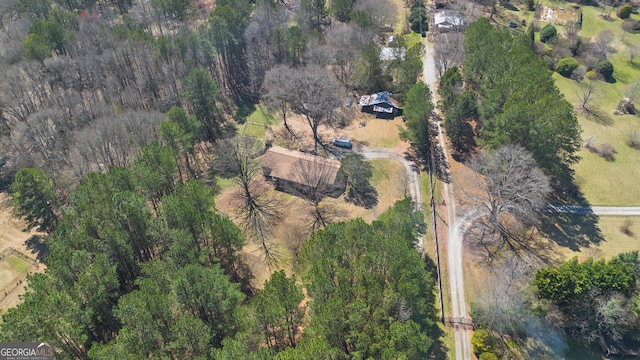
[0,193,45,313]
[535,4,582,25]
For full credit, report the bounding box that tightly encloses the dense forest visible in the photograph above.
[0,0,425,193]
[3,159,438,358]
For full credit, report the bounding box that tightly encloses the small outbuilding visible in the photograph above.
[359,91,403,119]
[262,146,345,199]
[433,11,465,31]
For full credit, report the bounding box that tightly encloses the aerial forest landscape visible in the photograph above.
[0,0,639,358]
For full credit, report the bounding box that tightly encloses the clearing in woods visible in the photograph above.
[0,193,43,313]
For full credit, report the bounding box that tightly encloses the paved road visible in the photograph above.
[422,39,472,360]
[357,146,424,252]
[544,205,640,216]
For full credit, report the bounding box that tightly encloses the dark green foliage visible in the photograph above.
[438,67,477,158]
[409,6,428,33]
[535,257,636,307]
[331,0,356,23]
[556,57,579,77]
[301,0,329,32]
[252,270,305,350]
[463,19,581,179]
[25,14,76,56]
[274,336,342,359]
[300,200,437,358]
[539,24,557,43]
[339,154,378,209]
[2,154,248,358]
[533,256,640,351]
[403,81,435,156]
[617,4,632,19]
[10,168,60,233]
[526,0,534,11]
[133,142,178,211]
[355,42,389,93]
[388,38,424,100]
[173,263,245,345]
[185,68,219,140]
[285,26,307,67]
[596,59,614,79]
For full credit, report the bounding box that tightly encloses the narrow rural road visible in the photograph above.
[423,38,473,359]
[545,205,640,216]
[358,146,424,252]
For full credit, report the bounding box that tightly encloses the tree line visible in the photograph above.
[439,18,582,183]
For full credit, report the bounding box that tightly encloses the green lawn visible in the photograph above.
[6,256,30,274]
[238,106,278,139]
[542,3,640,206]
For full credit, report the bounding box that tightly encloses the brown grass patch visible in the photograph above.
[215,157,408,288]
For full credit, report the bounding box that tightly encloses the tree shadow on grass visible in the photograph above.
[345,185,378,209]
[537,174,605,252]
[24,234,49,262]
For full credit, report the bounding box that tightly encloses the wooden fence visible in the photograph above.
[0,247,40,304]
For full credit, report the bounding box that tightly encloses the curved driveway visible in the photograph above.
[358,146,424,252]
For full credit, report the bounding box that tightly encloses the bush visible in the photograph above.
[598,143,616,161]
[596,59,614,79]
[472,329,496,355]
[540,24,557,43]
[556,57,579,77]
[628,130,640,149]
[617,4,632,19]
[585,70,598,80]
[479,353,499,360]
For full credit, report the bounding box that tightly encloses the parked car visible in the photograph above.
[332,137,352,150]
[421,30,427,37]
[509,21,518,28]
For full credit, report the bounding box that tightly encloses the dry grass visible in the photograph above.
[215,156,408,289]
[0,193,44,313]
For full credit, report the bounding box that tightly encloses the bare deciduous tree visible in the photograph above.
[325,24,372,90]
[576,80,599,117]
[291,156,345,231]
[288,66,344,152]
[590,31,615,61]
[354,0,397,35]
[465,145,550,226]
[464,145,550,255]
[263,65,298,139]
[626,80,640,103]
[212,137,282,265]
[434,33,465,78]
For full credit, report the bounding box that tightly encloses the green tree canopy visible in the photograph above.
[10,168,60,233]
[299,200,437,358]
[403,81,435,157]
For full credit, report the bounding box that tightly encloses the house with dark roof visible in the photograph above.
[359,91,403,119]
[262,146,345,199]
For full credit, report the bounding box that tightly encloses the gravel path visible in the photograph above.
[357,146,424,252]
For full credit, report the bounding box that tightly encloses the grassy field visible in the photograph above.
[0,255,31,290]
[499,0,640,206]
[239,106,277,139]
[6,255,30,274]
